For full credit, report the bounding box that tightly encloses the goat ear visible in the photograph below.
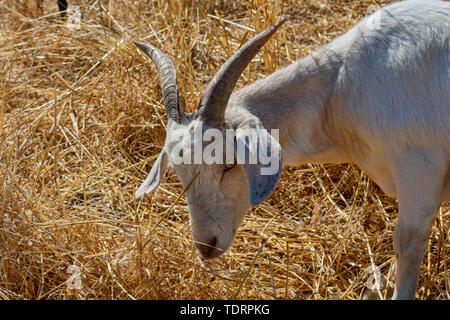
[135,149,169,201]
[235,123,282,206]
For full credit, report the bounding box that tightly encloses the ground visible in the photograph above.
[0,0,448,299]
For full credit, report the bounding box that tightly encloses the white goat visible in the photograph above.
[134,0,449,300]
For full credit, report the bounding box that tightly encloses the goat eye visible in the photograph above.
[224,163,235,172]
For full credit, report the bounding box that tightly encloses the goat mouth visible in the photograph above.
[199,247,225,260]
[197,243,228,260]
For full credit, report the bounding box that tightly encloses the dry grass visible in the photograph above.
[0,0,449,300]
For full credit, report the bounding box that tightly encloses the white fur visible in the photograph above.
[137,0,449,299]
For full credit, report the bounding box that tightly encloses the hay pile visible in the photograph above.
[0,0,448,300]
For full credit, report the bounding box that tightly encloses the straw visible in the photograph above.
[0,0,448,300]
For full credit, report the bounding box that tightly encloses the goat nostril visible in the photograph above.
[196,237,217,258]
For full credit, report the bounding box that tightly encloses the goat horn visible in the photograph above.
[134,42,185,123]
[196,19,286,125]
